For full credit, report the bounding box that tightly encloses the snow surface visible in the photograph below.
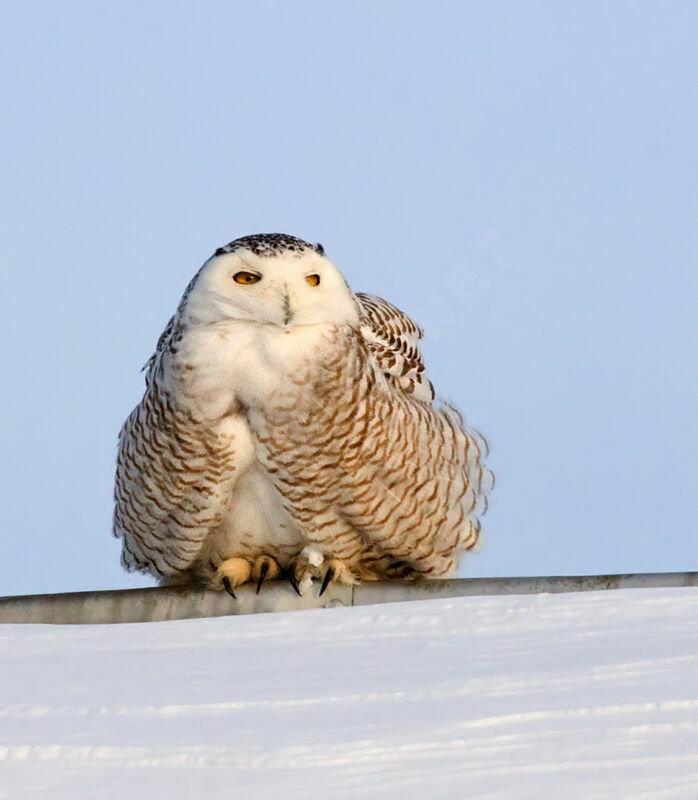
[1,587,697,799]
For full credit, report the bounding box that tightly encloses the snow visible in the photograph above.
[1,587,697,799]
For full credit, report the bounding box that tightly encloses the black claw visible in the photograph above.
[319,566,335,597]
[222,576,236,599]
[256,561,269,594]
[289,573,302,596]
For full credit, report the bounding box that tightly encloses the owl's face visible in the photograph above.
[184,246,359,330]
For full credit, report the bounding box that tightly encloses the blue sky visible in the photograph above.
[0,2,695,595]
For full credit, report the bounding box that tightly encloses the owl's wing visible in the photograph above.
[114,315,246,580]
[356,292,435,403]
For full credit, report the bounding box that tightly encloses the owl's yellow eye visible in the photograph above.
[233,271,261,285]
[305,274,320,287]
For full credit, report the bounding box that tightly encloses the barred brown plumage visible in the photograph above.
[113,233,493,594]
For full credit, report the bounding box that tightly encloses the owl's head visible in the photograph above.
[181,233,359,329]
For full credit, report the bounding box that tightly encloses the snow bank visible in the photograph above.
[1,587,697,799]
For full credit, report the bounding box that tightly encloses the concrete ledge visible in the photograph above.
[0,571,696,625]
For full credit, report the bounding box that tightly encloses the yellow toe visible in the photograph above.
[217,557,252,590]
[253,555,281,582]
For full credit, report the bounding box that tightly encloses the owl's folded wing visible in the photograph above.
[356,292,435,403]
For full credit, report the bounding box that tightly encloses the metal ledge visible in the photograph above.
[0,571,696,625]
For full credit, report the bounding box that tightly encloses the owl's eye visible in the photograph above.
[305,274,320,287]
[233,271,261,285]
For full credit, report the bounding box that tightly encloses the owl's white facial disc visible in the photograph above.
[183,246,359,330]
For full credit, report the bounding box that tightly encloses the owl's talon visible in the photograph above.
[319,559,358,594]
[222,576,236,599]
[256,561,269,594]
[319,566,335,596]
[252,555,280,594]
[289,573,302,596]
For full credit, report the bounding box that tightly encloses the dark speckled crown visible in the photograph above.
[214,233,325,259]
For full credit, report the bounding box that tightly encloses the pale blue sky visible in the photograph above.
[0,2,695,596]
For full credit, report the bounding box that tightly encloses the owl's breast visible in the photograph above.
[167,320,349,423]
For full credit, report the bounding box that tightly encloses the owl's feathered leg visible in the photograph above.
[289,546,358,596]
[290,545,324,595]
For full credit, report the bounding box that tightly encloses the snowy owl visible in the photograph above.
[113,233,493,596]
